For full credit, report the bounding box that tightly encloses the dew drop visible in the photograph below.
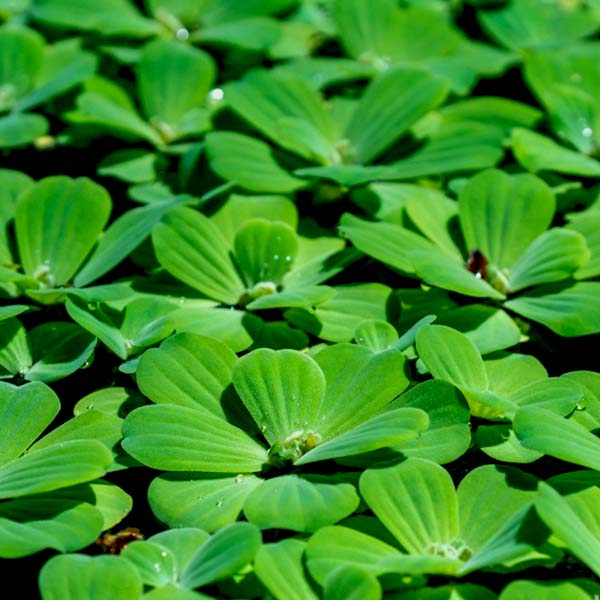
[153,562,161,572]
[160,550,168,557]
[216,499,224,508]
[582,127,593,138]
[234,474,244,484]
[285,255,292,262]
[273,254,280,261]
[209,88,224,101]
[86,402,95,411]
[175,27,189,41]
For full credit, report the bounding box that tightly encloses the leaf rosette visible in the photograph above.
[341,168,600,337]
[122,332,428,532]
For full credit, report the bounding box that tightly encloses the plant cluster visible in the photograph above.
[1,0,600,598]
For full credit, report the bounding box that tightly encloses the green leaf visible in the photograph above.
[314,343,409,437]
[68,91,162,145]
[360,458,460,554]
[416,325,488,391]
[0,26,44,107]
[354,319,398,352]
[30,410,123,455]
[75,197,190,287]
[179,522,261,589]
[0,381,59,465]
[145,527,210,575]
[243,475,359,532]
[458,169,555,270]
[232,348,325,445]
[17,39,97,112]
[137,40,215,139]
[246,285,333,310]
[479,0,600,50]
[505,282,600,336]
[507,229,589,292]
[234,219,298,287]
[513,407,600,469]
[333,1,461,64]
[415,96,542,136]
[485,352,547,400]
[205,132,307,193]
[15,176,111,287]
[283,234,350,289]
[25,321,96,382]
[524,45,600,154]
[392,380,471,465]
[98,149,157,183]
[65,297,127,360]
[500,580,593,600]
[173,307,258,353]
[437,305,521,355]
[383,122,505,181]
[0,316,32,376]
[39,554,143,600]
[409,248,506,300]
[534,482,600,577]
[121,541,177,588]
[255,539,319,600]
[510,127,600,176]
[476,424,543,463]
[152,206,245,304]
[148,473,263,532]
[505,378,582,416]
[122,404,269,473]
[0,440,112,499]
[306,525,400,584]
[196,16,281,52]
[32,0,160,37]
[457,465,538,558]
[323,565,382,600]
[344,67,449,164]
[286,282,397,343]
[225,69,336,163]
[0,497,103,558]
[296,408,428,465]
[0,112,48,148]
[136,333,236,417]
[567,212,600,279]
[403,191,462,260]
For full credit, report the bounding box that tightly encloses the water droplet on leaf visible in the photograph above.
[175,27,189,41]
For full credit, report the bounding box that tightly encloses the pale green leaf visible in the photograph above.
[148,473,262,533]
[232,348,325,445]
[505,282,600,336]
[514,407,600,469]
[179,522,261,589]
[243,475,359,532]
[0,440,112,499]
[458,169,555,270]
[510,127,600,176]
[416,325,488,391]
[507,229,589,292]
[15,176,111,287]
[255,539,318,600]
[360,458,460,554]
[39,554,143,600]
[205,132,307,193]
[122,404,268,472]
[152,206,245,304]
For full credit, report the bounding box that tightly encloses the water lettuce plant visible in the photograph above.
[1,1,600,598]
